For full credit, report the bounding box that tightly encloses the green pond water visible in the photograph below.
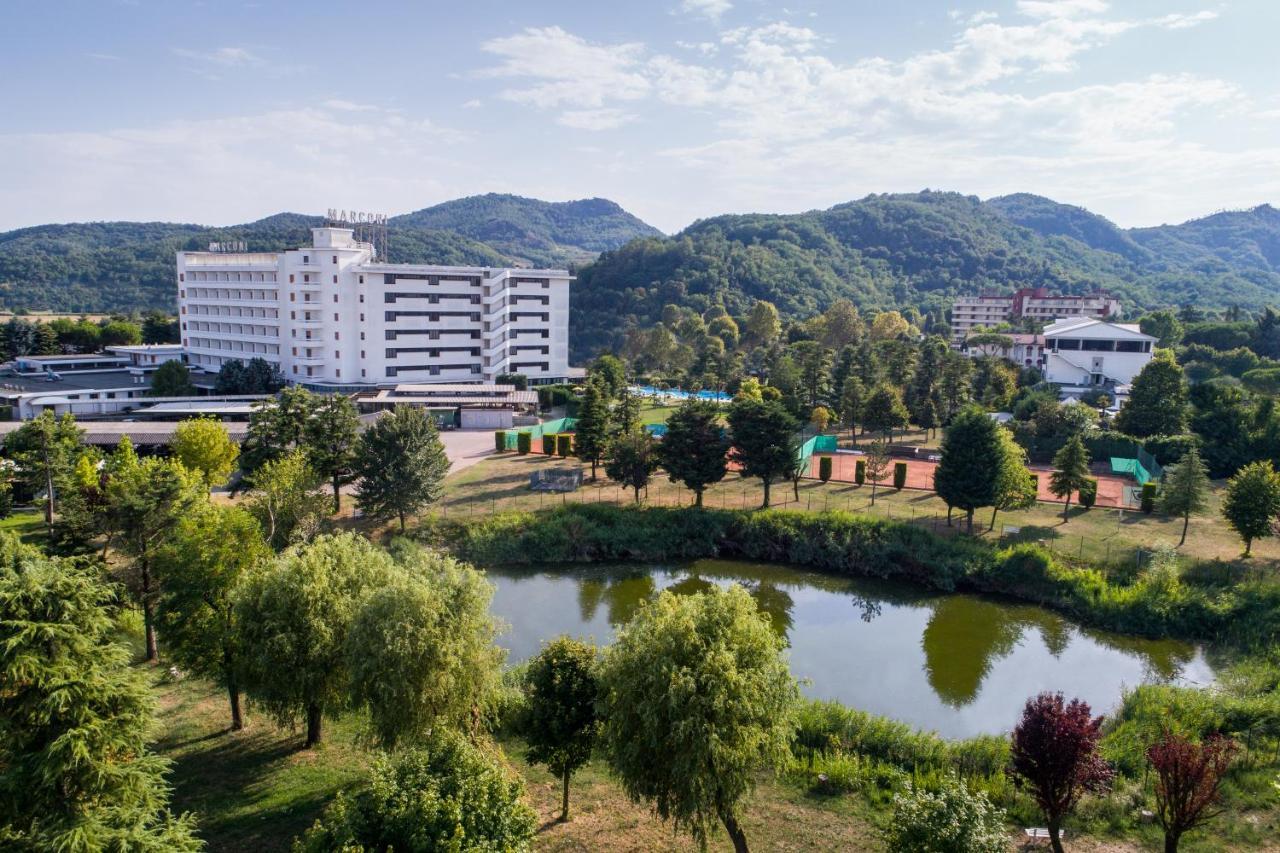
[486,560,1217,739]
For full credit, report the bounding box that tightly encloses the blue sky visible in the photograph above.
[2,0,1276,233]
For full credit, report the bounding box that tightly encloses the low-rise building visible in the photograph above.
[1041,317,1154,397]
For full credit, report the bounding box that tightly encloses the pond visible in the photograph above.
[486,560,1217,739]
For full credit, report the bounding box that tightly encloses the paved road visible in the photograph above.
[439,429,498,475]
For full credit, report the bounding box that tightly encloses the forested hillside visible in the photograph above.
[570,191,1280,358]
[0,194,660,313]
[391,193,663,267]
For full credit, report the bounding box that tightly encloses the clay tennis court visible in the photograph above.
[808,452,1134,508]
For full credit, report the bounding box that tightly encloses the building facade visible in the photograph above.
[951,287,1121,341]
[1041,317,1154,392]
[960,333,1046,369]
[177,227,573,388]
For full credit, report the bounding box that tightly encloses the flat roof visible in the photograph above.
[0,419,249,446]
[0,371,147,394]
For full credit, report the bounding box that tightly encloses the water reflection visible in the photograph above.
[486,560,1216,737]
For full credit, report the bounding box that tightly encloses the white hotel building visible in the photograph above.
[177,227,573,388]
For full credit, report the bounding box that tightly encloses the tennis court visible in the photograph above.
[809,452,1133,508]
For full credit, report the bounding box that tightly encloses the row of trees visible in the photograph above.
[0,311,178,360]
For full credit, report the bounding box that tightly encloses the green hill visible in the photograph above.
[0,195,659,313]
[390,193,663,267]
[569,191,1280,358]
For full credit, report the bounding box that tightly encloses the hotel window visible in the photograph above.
[334,351,340,358]
[289,275,295,283]
[303,255,309,263]
[360,331,365,340]
[332,255,337,264]
[334,313,339,321]
[333,295,338,303]
[336,369,341,377]
[358,275,364,284]
[179,273,185,282]
[335,332,340,340]
[359,294,364,303]
[360,350,365,358]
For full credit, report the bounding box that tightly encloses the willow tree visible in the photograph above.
[598,586,797,853]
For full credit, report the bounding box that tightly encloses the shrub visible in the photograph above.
[1141,481,1157,514]
[295,729,536,852]
[893,461,907,490]
[556,434,573,457]
[887,774,1009,853]
[516,432,532,455]
[543,434,556,456]
[855,459,866,485]
[818,456,833,483]
[1079,477,1097,509]
[494,430,507,453]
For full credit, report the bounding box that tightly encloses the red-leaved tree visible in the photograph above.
[1008,692,1113,853]
[1147,730,1237,853]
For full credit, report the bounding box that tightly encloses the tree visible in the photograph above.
[916,397,940,439]
[346,543,503,749]
[573,380,611,480]
[809,405,832,434]
[743,300,782,347]
[591,354,627,399]
[1147,731,1237,853]
[236,533,398,747]
[1140,310,1185,348]
[525,637,601,821]
[933,406,1005,532]
[354,405,451,532]
[1049,435,1092,523]
[1114,351,1188,438]
[148,359,195,397]
[304,393,361,512]
[870,310,910,341]
[99,319,142,347]
[728,398,798,509]
[1221,460,1280,556]
[244,449,329,551]
[3,410,82,528]
[613,384,642,435]
[660,399,729,506]
[1008,692,1113,853]
[606,429,660,503]
[142,311,179,344]
[0,535,201,852]
[792,340,832,409]
[295,729,536,852]
[887,774,1009,853]
[240,385,314,474]
[838,376,864,443]
[155,504,270,730]
[496,371,529,390]
[104,457,204,662]
[989,427,1037,531]
[861,382,910,440]
[1158,446,1211,546]
[598,586,797,853]
[864,439,891,506]
[170,416,240,487]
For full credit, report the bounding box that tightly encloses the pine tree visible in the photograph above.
[727,398,798,509]
[861,382,910,441]
[839,377,865,444]
[933,406,1004,532]
[1049,435,1092,523]
[0,535,201,850]
[304,393,361,512]
[3,410,83,528]
[354,406,451,532]
[573,380,611,480]
[1158,446,1211,546]
[660,399,729,506]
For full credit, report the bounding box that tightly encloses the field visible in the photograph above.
[434,450,1280,569]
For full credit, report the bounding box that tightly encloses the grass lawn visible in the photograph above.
[0,509,49,546]
[149,667,881,852]
[638,402,681,425]
[435,453,1280,570]
[149,665,1193,852]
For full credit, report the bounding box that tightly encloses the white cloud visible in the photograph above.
[479,27,651,109]
[557,109,636,131]
[680,0,731,22]
[87,52,121,61]
[1154,10,1219,29]
[1015,0,1110,20]
[0,106,472,229]
[322,99,379,112]
[172,45,262,67]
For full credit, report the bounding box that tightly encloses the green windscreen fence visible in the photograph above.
[499,417,578,451]
[796,434,839,470]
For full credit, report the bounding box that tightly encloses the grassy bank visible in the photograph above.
[420,503,1280,647]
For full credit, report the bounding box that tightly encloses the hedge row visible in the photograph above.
[426,503,1280,647]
